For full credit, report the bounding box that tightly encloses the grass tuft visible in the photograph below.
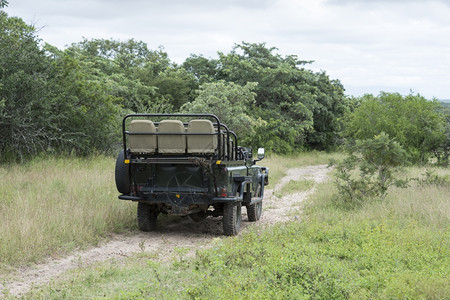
[275,179,315,198]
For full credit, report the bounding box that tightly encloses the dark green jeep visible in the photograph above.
[115,114,269,236]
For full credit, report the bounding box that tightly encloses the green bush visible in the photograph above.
[414,168,449,186]
[331,132,409,207]
[343,92,447,164]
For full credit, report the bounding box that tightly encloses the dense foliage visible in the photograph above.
[184,43,349,152]
[343,92,447,164]
[0,13,122,159]
[181,80,259,139]
[1,11,448,162]
[0,12,351,161]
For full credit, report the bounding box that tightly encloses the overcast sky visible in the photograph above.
[4,0,450,99]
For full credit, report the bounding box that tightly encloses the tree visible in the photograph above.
[0,11,55,160]
[181,80,258,140]
[184,42,349,152]
[182,54,218,83]
[150,67,198,109]
[343,92,447,163]
[0,13,125,161]
[67,38,197,112]
[45,45,122,154]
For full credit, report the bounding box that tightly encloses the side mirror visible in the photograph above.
[257,148,265,160]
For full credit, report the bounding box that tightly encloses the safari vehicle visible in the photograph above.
[115,114,269,236]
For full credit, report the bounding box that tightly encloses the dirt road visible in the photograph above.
[1,165,329,297]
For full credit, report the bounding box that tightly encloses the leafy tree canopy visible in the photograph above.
[343,92,447,163]
[181,80,258,140]
[0,11,55,160]
[4,12,446,163]
[64,38,197,112]
[183,42,349,152]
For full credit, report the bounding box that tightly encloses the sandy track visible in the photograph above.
[1,165,329,297]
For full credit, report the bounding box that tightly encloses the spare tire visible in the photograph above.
[115,150,130,194]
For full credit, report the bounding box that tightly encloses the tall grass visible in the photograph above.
[186,166,448,299]
[8,155,449,299]
[24,159,449,299]
[0,151,337,271]
[0,156,136,270]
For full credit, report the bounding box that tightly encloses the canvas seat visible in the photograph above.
[187,120,217,154]
[158,120,186,154]
[129,120,157,154]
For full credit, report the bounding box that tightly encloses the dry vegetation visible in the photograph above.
[0,156,136,270]
[20,161,448,299]
[1,154,448,299]
[0,152,341,270]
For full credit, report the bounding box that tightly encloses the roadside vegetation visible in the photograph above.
[0,156,136,270]
[263,151,345,189]
[19,161,448,299]
[0,153,338,271]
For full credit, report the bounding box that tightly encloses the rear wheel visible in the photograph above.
[223,201,242,236]
[137,202,159,232]
[247,184,262,221]
[115,150,130,194]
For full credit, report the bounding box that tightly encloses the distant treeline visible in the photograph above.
[0,11,448,163]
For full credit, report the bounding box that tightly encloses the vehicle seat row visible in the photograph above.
[128,119,218,154]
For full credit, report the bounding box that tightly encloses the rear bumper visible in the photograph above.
[118,195,146,201]
[118,194,243,203]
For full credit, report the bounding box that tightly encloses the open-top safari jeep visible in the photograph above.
[115,114,268,236]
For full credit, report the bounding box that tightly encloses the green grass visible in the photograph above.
[0,155,136,271]
[182,168,449,299]
[263,151,344,189]
[0,151,336,272]
[274,179,315,198]
[18,160,449,299]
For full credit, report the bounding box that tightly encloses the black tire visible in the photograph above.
[137,202,159,232]
[247,201,262,222]
[115,150,130,194]
[247,184,262,222]
[189,211,207,222]
[223,201,242,236]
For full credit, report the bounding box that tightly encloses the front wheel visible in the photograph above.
[137,202,159,232]
[223,201,242,236]
[247,184,262,221]
[247,201,262,221]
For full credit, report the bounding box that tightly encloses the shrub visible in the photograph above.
[331,132,409,207]
[343,92,447,164]
[414,168,449,186]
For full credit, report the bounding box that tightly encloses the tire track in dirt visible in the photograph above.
[0,165,330,298]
